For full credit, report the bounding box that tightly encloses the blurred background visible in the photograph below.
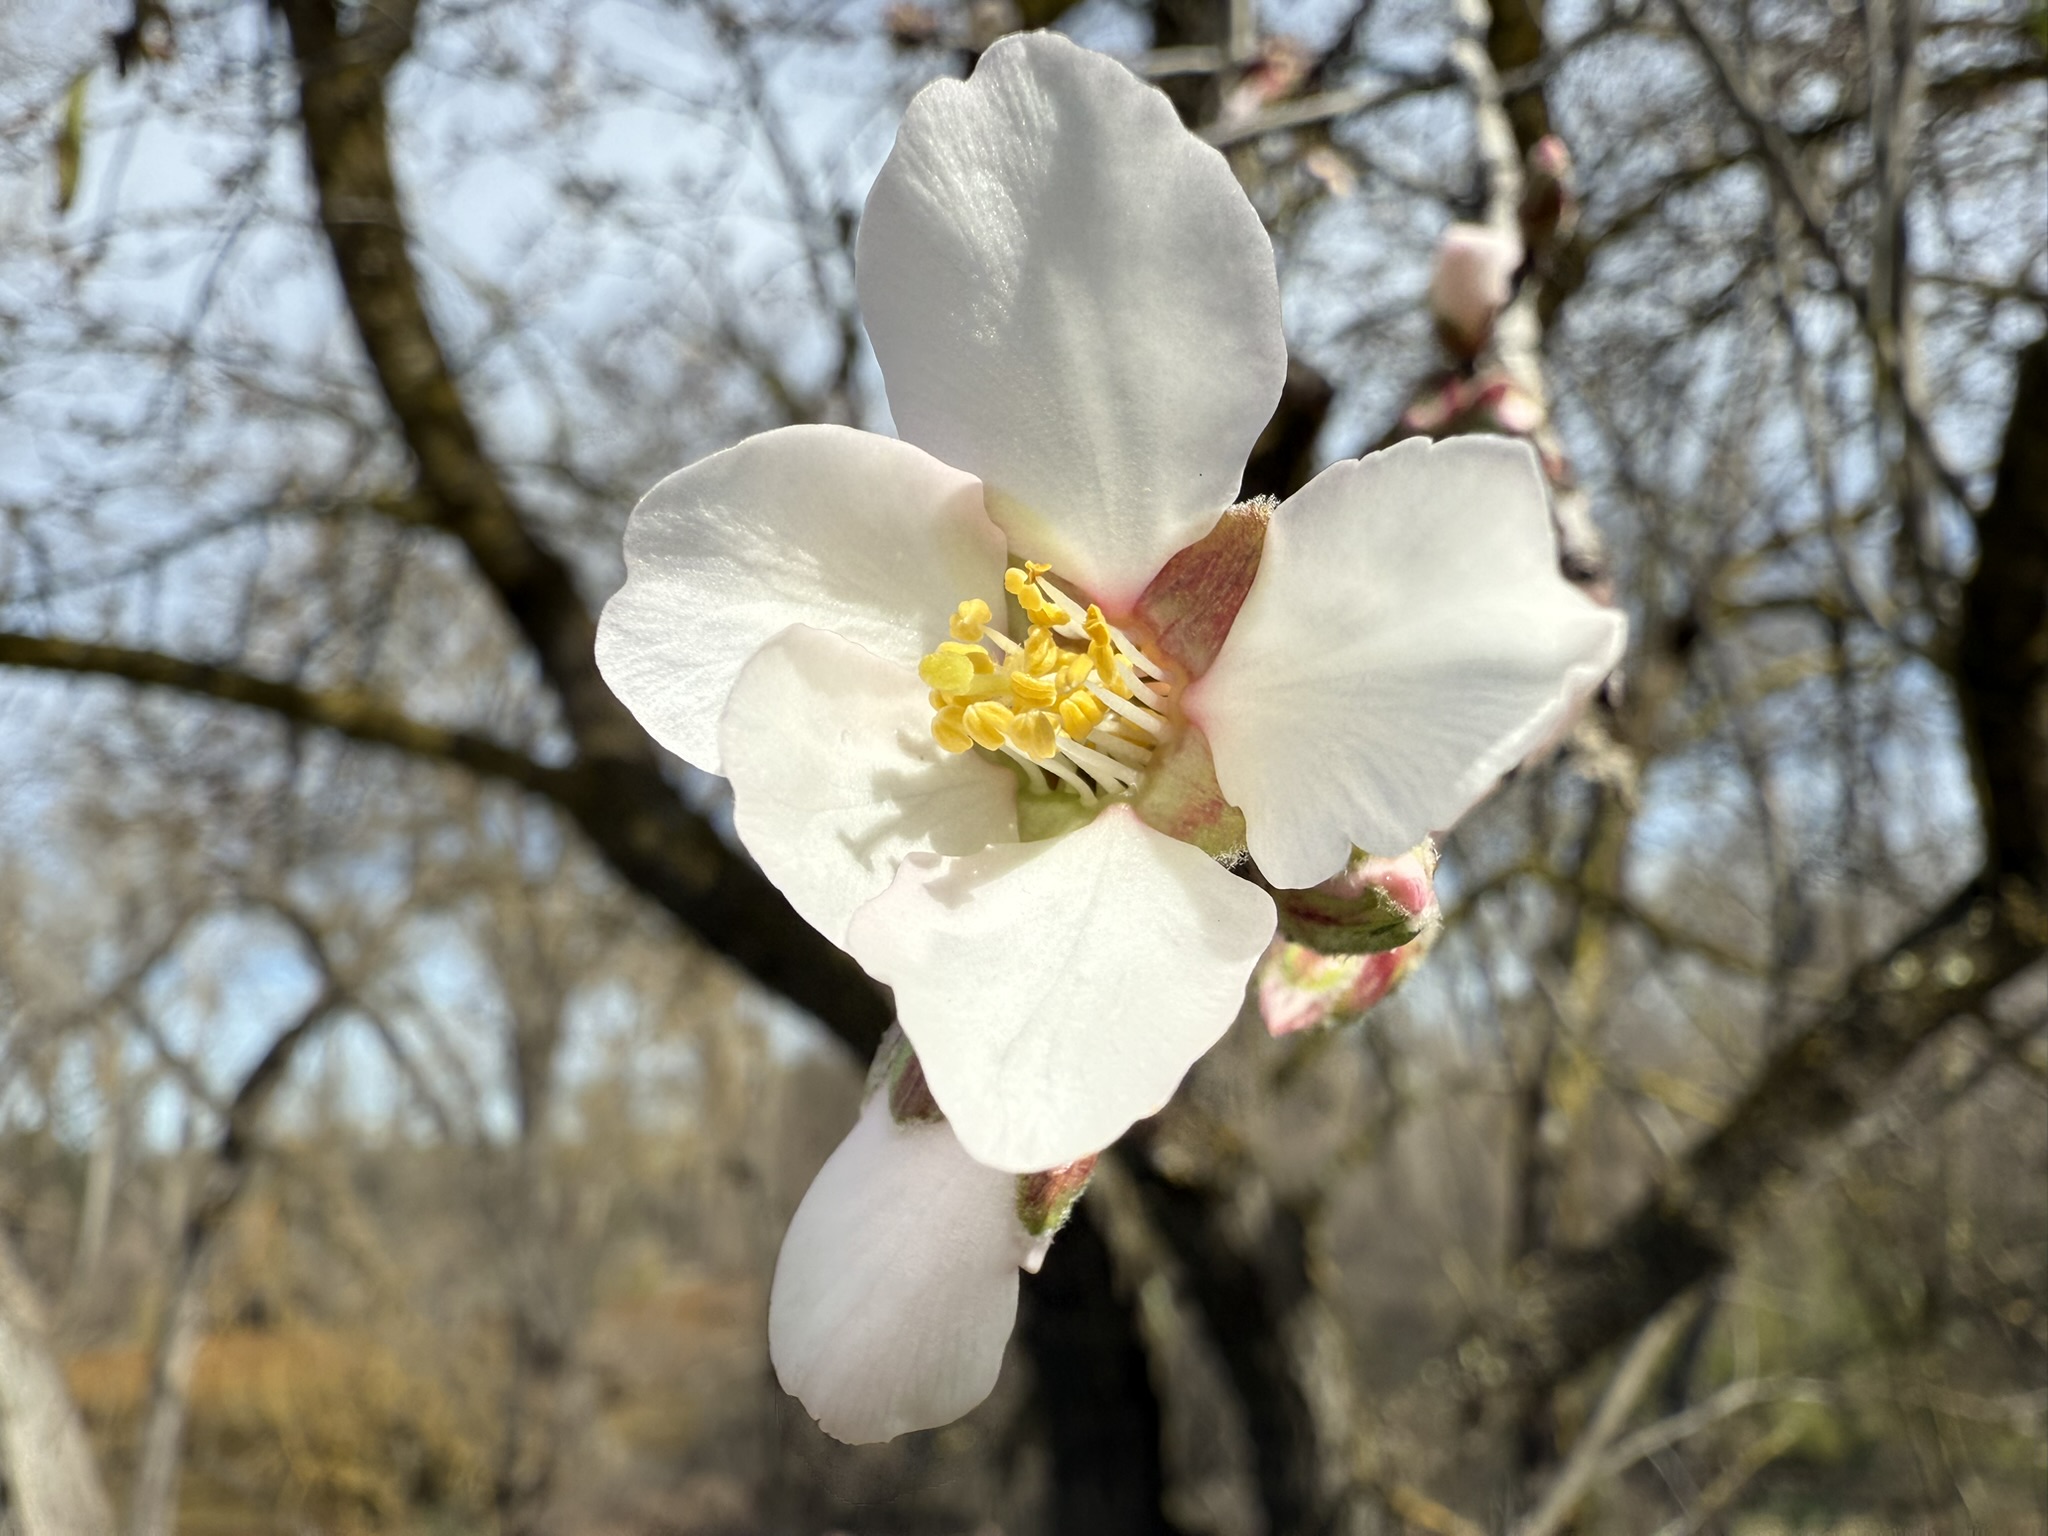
[0,0,2043,1532]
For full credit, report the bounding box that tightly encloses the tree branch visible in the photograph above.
[0,632,570,797]
[1482,869,2042,1404]
[0,627,896,1057]
[1663,0,1970,509]
[1957,335,2048,888]
[264,0,893,1056]
[1404,320,2048,1435]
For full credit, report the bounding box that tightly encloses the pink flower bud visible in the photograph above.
[1402,373,1547,439]
[1518,134,1579,254]
[1272,841,1438,954]
[1218,38,1314,127]
[1428,223,1523,360]
[1257,939,1421,1037]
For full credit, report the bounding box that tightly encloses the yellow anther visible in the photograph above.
[919,649,975,694]
[953,670,1013,702]
[937,640,994,673]
[1004,571,1070,627]
[930,705,973,754]
[962,701,1015,751]
[1010,709,1060,760]
[1059,690,1107,739]
[922,580,1163,784]
[949,599,992,642]
[1011,671,1058,709]
[1023,626,1060,673]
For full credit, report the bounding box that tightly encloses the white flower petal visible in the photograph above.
[857,32,1286,610]
[1188,436,1628,889]
[721,626,1018,945]
[846,805,1277,1172]
[769,1095,1033,1444]
[596,425,1006,773]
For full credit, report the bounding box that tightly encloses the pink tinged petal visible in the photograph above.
[845,804,1278,1173]
[596,425,1007,774]
[1188,436,1628,891]
[856,32,1286,611]
[769,1095,1036,1444]
[1428,223,1522,359]
[1128,500,1270,680]
[720,626,1018,946]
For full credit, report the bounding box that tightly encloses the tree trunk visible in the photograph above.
[125,1243,208,1536]
[0,1229,114,1536]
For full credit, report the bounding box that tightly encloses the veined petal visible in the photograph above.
[596,425,1007,773]
[1188,436,1627,890]
[857,32,1286,611]
[721,626,1018,946]
[769,1095,1034,1444]
[846,805,1277,1172]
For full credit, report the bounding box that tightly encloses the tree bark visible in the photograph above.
[1018,1204,1182,1536]
[0,1230,115,1536]
[126,989,339,1536]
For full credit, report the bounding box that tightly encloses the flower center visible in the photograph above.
[919,564,1173,803]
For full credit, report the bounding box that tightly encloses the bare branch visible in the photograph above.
[270,0,896,1055]
[0,632,570,797]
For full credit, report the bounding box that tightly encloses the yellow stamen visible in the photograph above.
[1023,626,1060,674]
[949,598,992,642]
[919,649,975,694]
[962,701,1015,751]
[1058,690,1107,738]
[940,640,995,674]
[1009,709,1060,760]
[923,573,1164,795]
[930,705,973,754]
[1010,670,1057,709]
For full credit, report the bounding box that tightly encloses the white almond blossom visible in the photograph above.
[767,1040,1095,1443]
[768,1089,1042,1443]
[596,30,1624,1442]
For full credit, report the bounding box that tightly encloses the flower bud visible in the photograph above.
[1014,1155,1098,1272]
[1273,841,1438,954]
[1402,372,1546,440]
[1518,134,1579,257]
[1257,938,1423,1037]
[1428,223,1523,361]
[1218,38,1314,129]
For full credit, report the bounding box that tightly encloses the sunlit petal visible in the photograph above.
[846,805,1277,1172]
[1189,436,1626,889]
[597,425,1006,773]
[858,32,1285,610]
